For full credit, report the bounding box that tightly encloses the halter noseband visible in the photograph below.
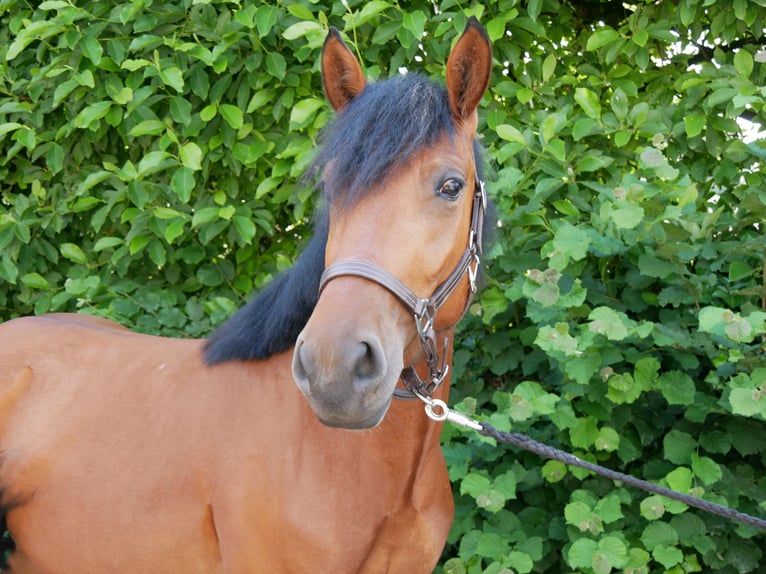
[318,173,487,400]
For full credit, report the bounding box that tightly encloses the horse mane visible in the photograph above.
[306,73,454,207]
[203,211,327,364]
[204,73,489,365]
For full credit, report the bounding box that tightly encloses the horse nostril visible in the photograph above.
[292,340,312,387]
[352,339,385,384]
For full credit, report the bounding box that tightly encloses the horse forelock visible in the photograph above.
[205,75,494,366]
[305,74,455,207]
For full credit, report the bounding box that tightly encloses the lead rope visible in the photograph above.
[415,394,766,531]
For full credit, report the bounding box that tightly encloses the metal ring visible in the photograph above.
[424,399,449,422]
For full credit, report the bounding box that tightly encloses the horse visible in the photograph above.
[0,18,492,573]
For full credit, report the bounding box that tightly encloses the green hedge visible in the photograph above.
[2,1,766,572]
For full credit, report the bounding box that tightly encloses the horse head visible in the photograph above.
[292,19,492,429]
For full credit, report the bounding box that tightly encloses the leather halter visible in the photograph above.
[318,172,487,400]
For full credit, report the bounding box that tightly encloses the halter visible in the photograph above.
[318,172,487,400]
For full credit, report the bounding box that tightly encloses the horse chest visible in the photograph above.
[208,419,454,573]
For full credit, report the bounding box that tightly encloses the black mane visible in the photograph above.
[306,74,454,207]
[203,211,327,364]
[204,73,482,365]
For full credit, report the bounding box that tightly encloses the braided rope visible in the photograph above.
[478,422,766,531]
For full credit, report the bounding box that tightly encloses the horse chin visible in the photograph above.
[313,398,392,430]
[293,348,403,430]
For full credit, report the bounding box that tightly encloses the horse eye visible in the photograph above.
[438,178,464,200]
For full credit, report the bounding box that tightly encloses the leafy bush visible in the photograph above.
[2,0,766,572]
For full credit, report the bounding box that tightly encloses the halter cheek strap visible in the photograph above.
[317,176,487,400]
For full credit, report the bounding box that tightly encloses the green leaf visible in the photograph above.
[170,96,192,125]
[171,167,195,202]
[570,416,600,449]
[60,243,88,265]
[255,4,279,37]
[219,104,243,130]
[638,253,676,278]
[0,122,23,137]
[641,521,678,551]
[548,222,591,268]
[153,207,182,220]
[80,35,103,65]
[542,460,568,483]
[608,201,644,229]
[192,207,220,228]
[527,0,542,21]
[568,538,598,568]
[496,124,526,144]
[158,66,184,92]
[73,101,112,129]
[597,536,628,569]
[588,306,630,340]
[574,87,601,119]
[725,315,753,342]
[572,118,599,140]
[729,387,766,417]
[287,4,313,20]
[93,237,125,251]
[663,430,695,464]
[289,98,324,128]
[39,0,69,8]
[565,501,594,529]
[684,113,706,138]
[129,235,150,255]
[658,371,696,405]
[734,49,754,78]
[137,150,172,176]
[129,120,166,137]
[535,323,579,356]
[233,216,256,244]
[679,0,697,27]
[460,472,491,499]
[475,532,509,559]
[282,21,324,41]
[164,219,186,244]
[64,276,99,296]
[610,88,629,119]
[507,552,534,574]
[665,466,693,495]
[266,52,286,79]
[179,142,202,171]
[6,20,63,61]
[542,53,556,81]
[21,273,51,290]
[200,104,217,122]
[475,489,506,513]
[586,27,620,51]
[594,427,620,452]
[640,495,666,520]
[0,256,19,283]
[653,545,683,569]
[350,1,392,27]
[632,29,649,47]
[691,453,722,485]
[729,261,752,281]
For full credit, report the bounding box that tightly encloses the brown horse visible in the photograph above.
[0,19,492,573]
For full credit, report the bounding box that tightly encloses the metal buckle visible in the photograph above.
[414,300,434,340]
[468,250,480,293]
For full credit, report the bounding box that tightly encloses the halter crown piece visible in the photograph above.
[318,172,487,400]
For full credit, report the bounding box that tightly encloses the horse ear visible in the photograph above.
[322,27,367,112]
[446,17,492,120]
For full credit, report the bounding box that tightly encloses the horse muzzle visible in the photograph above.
[292,319,405,430]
